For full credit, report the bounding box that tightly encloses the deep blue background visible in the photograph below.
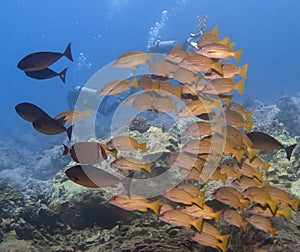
[1,0,299,137]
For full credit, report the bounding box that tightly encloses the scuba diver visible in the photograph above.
[67,15,208,137]
[148,15,207,53]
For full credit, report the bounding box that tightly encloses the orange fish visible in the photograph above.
[159,209,203,232]
[262,186,299,212]
[219,164,242,180]
[223,209,248,233]
[204,63,248,80]
[98,77,138,96]
[243,186,279,215]
[241,156,270,172]
[202,221,230,243]
[111,157,152,173]
[54,109,91,125]
[248,205,291,219]
[172,67,201,86]
[213,187,245,213]
[206,167,227,184]
[181,139,213,155]
[106,136,147,152]
[224,108,254,132]
[232,176,269,191]
[197,25,219,47]
[196,42,243,63]
[202,78,244,95]
[222,187,249,208]
[179,53,223,75]
[184,121,223,138]
[113,51,152,69]
[190,231,228,252]
[180,204,222,223]
[167,152,205,172]
[108,194,160,214]
[162,187,204,208]
[176,183,205,198]
[228,102,253,121]
[239,163,264,182]
[165,45,189,64]
[159,201,175,215]
[246,214,277,238]
[150,58,179,78]
[138,76,155,90]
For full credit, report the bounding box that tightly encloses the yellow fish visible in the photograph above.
[113,51,152,69]
[159,209,203,232]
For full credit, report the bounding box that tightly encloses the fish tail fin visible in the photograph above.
[63,42,73,62]
[262,163,271,172]
[285,144,296,161]
[240,64,248,79]
[149,199,161,215]
[212,25,219,37]
[271,228,277,238]
[245,109,253,121]
[173,86,182,99]
[214,61,223,75]
[121,171,134,198]
[84,109,91,117]
[221,234,231,250]
[289,199,299,212]
[234,149,245,163]
[243,120,253,132]
[66,125,73,141]
[267,200,278,216]
[62,144,69,155]
[214,210,222,223]
[219,36,230,45]
[280,208,291,219]
[233,49,243,63]
[139,143,147,152]
[131,77,138,89]
[219,172,227,184]
[247,147,260,160]
[193,197,204,208]
[59,68,67,83]
[218,234,230,252]
[241,221,248,233]
[255,172,263,182]
[236,79,245,95]
[221,95,233,107]
[191,218,203,233]
[242,199,249,209]
[142,163,152,173]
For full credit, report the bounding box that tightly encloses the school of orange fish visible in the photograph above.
[15,26,299,251]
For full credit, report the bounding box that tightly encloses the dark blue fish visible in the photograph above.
[33,117,73,140]
[25,68,67,83]
[17,43,73,71]
[65,165,133,197]
[247,131,296,161]
[15,102,51,122]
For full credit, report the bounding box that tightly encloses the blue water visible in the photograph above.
[1,0,299,138]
